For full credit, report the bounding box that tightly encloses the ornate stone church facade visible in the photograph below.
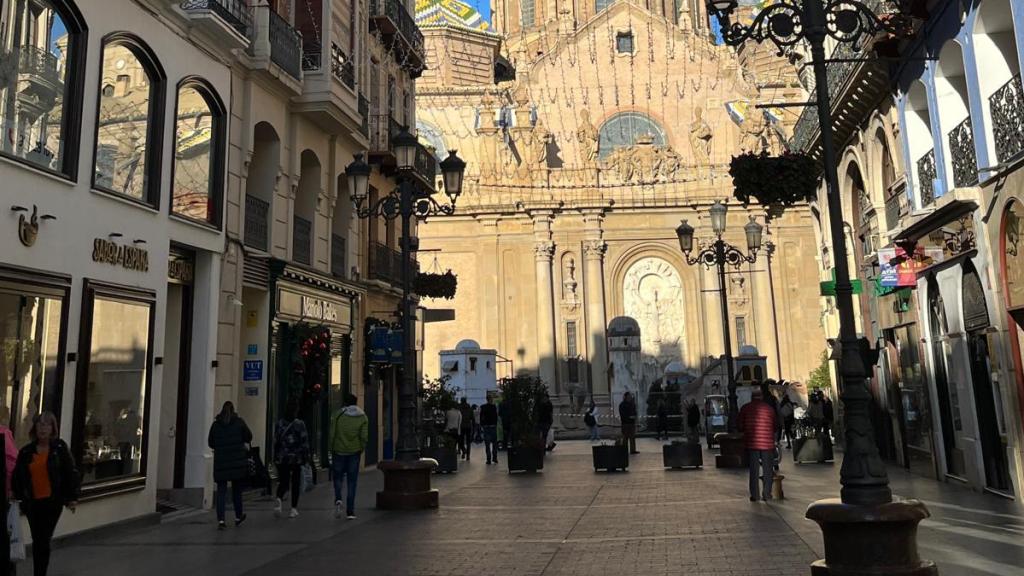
[413,0,826,413]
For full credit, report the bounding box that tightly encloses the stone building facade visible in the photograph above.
[414,0,826,420]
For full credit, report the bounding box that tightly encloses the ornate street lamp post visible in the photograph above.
[706,1,936,574]
[345,131,465,509]
[676,202,762,443]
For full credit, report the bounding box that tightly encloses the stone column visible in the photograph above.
[583,237,609,400]
[534,239,558,392]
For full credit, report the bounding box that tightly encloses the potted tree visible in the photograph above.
[592,438,629,472]
[499,376,547,473]
[419,376,460,473]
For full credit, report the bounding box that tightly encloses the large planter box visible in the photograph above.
[592,444,629,472]
[508,446,544,473]
[793,436,833,463]
[422,445,458,473]
[714,432,748,468]
[663,442,703,469]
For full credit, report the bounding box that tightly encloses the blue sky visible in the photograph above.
[465,0,492,23]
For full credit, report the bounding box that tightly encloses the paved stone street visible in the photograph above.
[47,439,1024,576]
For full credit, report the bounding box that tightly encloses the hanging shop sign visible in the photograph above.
[92,238,149,272]
[878,245,944,288]
[369,325,403,364]
[301,296,339,322]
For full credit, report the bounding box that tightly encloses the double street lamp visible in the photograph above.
[675,201,763,433]
[706,0,935,573]
[345,127,465,509]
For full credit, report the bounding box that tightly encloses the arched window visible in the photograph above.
[0,0,87,175]
[598,112,666,159]
[172,80,226,227]
[905,81,935,206]
[935,41,977,188]
[294,150,321,265]
[973,0,1023,164]
[93,34,166,206]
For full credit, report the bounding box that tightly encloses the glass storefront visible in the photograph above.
[0,283,65,446]
[77,282,154,486]
[890,323,936,476]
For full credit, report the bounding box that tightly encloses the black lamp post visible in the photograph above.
[706,1,936,574]
[345,129,465,509]
[676,201,762,436]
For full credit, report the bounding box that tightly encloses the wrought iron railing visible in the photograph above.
[368,241,404,285]
[948,117,978,188]
[244,194,270,252]
[331,43,356,89]
[301,47,322,72]
[358,93,370,137]
[369,0,425,64]
[293,215,312,265]
[17,45,60,84]
[269,9,302,80]
[369,113,401,152]
[414,142,437,183]
[180,0,252,37]
[990,73,1024,165]
[883,181,908,232]
[331,233,347,278]
[916,149,937,206]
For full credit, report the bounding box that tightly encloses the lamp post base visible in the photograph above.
[376,459,439,510]
[714,432,747,468]
[806,498,937,575]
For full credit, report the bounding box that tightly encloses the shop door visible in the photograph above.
[928,280,966,478]
[157,282,193,491]
[967,333,1012,492]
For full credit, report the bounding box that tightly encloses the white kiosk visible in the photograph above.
[439,339,498,406]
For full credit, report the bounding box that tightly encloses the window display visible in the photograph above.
[79,288,153,484]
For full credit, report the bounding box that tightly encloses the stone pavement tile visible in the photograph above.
[45,543,305,576]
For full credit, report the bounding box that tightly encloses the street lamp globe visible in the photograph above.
[344,153,371,202]
[707,0,737,17]
[675,219,695,254]
[393,126,418,170]
[439,149,467,201]
[710,200,728,237]
[744,216,763,252]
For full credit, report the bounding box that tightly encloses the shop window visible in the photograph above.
[0,0,87,176]
[75,281,155,489]
[469,357,478,371]
[0,283,66,447]
[93,34,166,206]
[172,80,226,227]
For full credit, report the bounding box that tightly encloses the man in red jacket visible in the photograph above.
[738,388,778,501]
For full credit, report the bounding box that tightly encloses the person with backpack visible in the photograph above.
[272,399,309,519]
[207,401,252,529]
[458,398,474,460]
[584,404,600,441]
[330,394,368,519]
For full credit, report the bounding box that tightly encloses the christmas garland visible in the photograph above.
[289,322,331,401]
[414,270,458,300]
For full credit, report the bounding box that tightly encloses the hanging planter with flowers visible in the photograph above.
[414,269,458,300]
[729,151,819,217]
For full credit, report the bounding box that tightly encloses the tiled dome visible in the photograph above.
[415,0,491,32]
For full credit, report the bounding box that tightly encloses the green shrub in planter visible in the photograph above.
[419,376,461,473]
[498,375,549,473]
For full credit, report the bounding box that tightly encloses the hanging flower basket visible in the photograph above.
[729,152,818,212]
[414,270,458,300]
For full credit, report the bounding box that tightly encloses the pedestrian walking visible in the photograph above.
[472,404,482,443]
[738,388,777,502]
[779,395,795,449]
[458,398,474,460]
[12,411,79,576]
[272,399,309,519]
[584,405,600,441]
[656,399,669,441]
[480,395,499,465]
[537,393,555,451]
[207,401,252,529]
[619,392,638,454]
[686,399,701,443]
[445,402,462,452]
[330,394,368,519]
[822,394,835,440]
[807,391,825,434]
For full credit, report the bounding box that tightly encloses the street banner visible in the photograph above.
[879,245,944,287]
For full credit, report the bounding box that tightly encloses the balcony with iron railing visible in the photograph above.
[359,93,370,137]
[293,216,313,265]
[413,141,438,187]
[247,3,302,82]
[369,0,425,75]
[916,149,937,206]
[180,0,252,38]
[368,240,416,286]
[17,45,61,88]
[331,233,347,278]
[368,113,402,161]
[244,194,270,252]
[990,73,1024,165]
[948,117,978,188]
[884,179,908,232]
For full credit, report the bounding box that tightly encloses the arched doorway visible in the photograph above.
[963,262,1013,492]
[928,275,965,477]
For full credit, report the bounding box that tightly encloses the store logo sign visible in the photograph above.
[301,296,338,322]
[92,238,149,272]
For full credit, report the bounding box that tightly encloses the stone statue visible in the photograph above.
[740,109,774,154]
[576,109,599,166]
[689,106,713,164]
[606,146,637,182]
[532,119,552,168]
[562,256,578,302]
[656,146,683,181]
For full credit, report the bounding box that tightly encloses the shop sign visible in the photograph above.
[301,296,339,322]
[247,344,258,355]
[370,326,403,364]
[92,238,149,272]
[878,245,944,288]
[243,360,263,381]
[167,255,194,283]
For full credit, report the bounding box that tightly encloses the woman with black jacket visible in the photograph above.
[208,401,252,529]
[12,411,80,576]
